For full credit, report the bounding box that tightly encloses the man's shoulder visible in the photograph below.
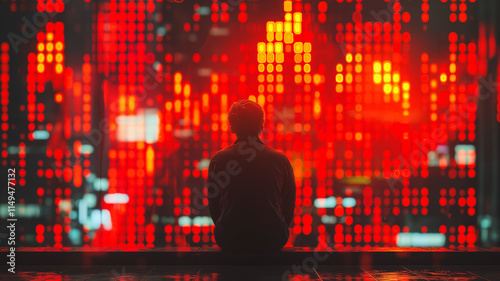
[265,146,291,163]
[211,143,289,162]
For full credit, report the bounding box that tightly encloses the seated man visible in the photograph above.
[207,99,296,252]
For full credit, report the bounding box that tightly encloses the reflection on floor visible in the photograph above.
[1,265,499,280]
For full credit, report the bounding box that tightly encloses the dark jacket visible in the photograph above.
[207,136,296,252]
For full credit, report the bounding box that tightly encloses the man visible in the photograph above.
[207,99,296,252]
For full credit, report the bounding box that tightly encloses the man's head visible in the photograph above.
[228,99,264,138]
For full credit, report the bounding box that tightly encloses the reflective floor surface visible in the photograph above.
[1,265,499,280]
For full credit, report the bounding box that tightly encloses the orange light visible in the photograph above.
[284,0,292,12]
[55,93,63,103]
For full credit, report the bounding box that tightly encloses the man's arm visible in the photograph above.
[282,157,296,227]
[207,157,221,224]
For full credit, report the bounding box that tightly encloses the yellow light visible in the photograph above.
[450,74,456,82]
[47,33,54,41]
[294,42,303,53]
[293,12,302,22]
[277,74,283,82]
[285,13,292,22]
[383,84,392,94]
[46,54,53,63]
[37,54,44,63]
[37,43,44,52]
[284,32,293,44]
[267,64,274,72]
[266,43,274,53]
[355,64,362,73]
[373,61,382,72]
[55,53,63,62]
[383,73,391,83]
[257,42,266,53]
[295,74,302,84]
[266,21,275,32]
[383,61,391,72]
[393,73,400,82]
[294,65,301,72]
[336,74,343,83]
[275,42,283,52]
[275,32,283,41]
[402,82,410,91]
[293,23,301,34]
[37,64,44,73]
[373,74,382,84]
[440,73,447,83]
[55,42,63,51]
[393,85,400,94]
[276,22,283,32]
[276,64,283,72]
[46,43,54,52]
[284,22,292,32]
[336,64,343,72]
[355,53,362,62]
[258,64,265,72]
[346,53,353,63]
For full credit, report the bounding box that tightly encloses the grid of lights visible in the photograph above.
[0,0,488,248]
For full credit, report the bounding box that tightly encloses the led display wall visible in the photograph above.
[1,0,498,248]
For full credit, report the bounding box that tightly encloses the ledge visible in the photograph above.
[1,247,498,265]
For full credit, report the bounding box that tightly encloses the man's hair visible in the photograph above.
[228,99,264,138]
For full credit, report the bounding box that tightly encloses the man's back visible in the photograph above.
[207,137,296,252]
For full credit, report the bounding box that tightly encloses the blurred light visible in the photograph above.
[103,193,129,204]
[397,233,446,247]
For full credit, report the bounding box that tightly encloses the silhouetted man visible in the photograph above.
[207,99,296,252]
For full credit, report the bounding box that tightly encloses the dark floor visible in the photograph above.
[1,265,500,280]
